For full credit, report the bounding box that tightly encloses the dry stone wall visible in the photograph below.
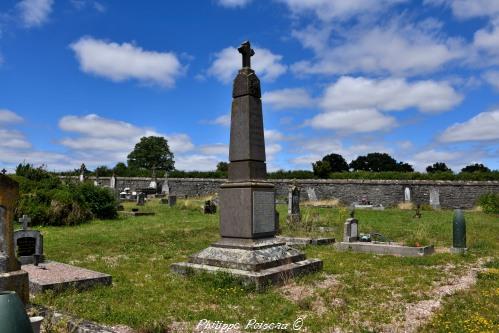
[63,176,499,209]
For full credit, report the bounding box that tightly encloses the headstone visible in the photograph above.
[306,187,318,202]
[168,195,176,207]
[110,174,116,189]
[413,204,422,218]
[203,200,217,214]
[1,169,6,174]
[79,163,86,183]
[14,215,44,265]
[161,180,170,195]
[136,193,145,206]
[286,184,301,226]
[171,41,322,287]
[0,174,29,303]
[343,207,359,242]
[404,187,411,202]
[451,209,467,254]
[429,188,440,209]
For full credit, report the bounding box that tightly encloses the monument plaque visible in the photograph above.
[253,191,275,234]
[171,41,322,288]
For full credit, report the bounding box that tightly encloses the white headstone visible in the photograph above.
[162,181,170,195]
[429,188,440,209]
[404,187,411,202]
[306,187,318,202]
[110,175,116,189]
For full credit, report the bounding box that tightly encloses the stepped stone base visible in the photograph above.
[0,270,29,304]
[22,261,112,293]
[171,237,322,289]
[336,242,434,257]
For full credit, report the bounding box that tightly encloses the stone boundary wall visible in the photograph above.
[61,176,499,209]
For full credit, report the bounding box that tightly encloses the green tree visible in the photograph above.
[112,162,128,176]
[312,153,349,178]
[426,162,452,173]
[216,162,229,173]
[461,163,491,173]
[350,153,413,172]
[94,165,113,177]
[127,136,175,172]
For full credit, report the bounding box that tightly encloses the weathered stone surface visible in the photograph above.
[276,236,335,246]
[0,174,29,303]
[336,242,435,256]
[22,261,112,293]
[232,68,261,98]
[219,184,275,239]
[188,238,305,271]
[0,270,29,303]
[14,230,44,265]
[172,259,322,290]
[228,95,266,165]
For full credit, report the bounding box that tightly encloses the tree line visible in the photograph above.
[10,136,498,181]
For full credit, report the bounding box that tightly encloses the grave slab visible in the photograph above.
[276,236,335,246]
[336,242,435,257]
[22,261,112,293]
[118,211,155,217]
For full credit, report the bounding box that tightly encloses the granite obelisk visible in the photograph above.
[172,41,322,287]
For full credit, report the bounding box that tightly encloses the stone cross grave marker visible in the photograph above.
[14,215,44,265]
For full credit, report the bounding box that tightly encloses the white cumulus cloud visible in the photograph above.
[292,21,463,77]
[0,109,24,123]
[320,77,463,113]
[17,0,53,28]
[277,0,407,21]
[439,110,499,142]
[70,37,185,87]
[263,88,315,110]
[307,109,397,133]
[217,0,252,8]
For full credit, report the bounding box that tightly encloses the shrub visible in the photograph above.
[477,193,499,214]
[72,183,118,219]
[14,173,117,226]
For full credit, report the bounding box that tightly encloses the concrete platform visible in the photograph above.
[171,237,322,289]
[336,242,435,257]
[22,261,112,293]
[171,259,322,290]
[277,236,335,246]
[0,269,29,303]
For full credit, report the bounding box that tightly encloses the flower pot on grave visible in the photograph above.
[0,291,34,333]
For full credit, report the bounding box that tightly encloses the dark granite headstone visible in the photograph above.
[287,184,301,226]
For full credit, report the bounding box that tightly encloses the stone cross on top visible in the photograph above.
[238,41,255,69]
[18,215,31,230]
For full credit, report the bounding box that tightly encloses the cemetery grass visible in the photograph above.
[33,200,499,332]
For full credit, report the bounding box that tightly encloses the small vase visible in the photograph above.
[0,291,34,333]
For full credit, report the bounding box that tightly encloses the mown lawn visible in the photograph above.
[33,199,498,332]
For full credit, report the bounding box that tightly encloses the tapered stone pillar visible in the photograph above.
[172,41,322,288]
[0,174,29,304]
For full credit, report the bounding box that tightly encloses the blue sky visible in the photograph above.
[0,0,498,172]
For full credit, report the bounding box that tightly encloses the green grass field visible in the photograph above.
[32,199,498,332]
